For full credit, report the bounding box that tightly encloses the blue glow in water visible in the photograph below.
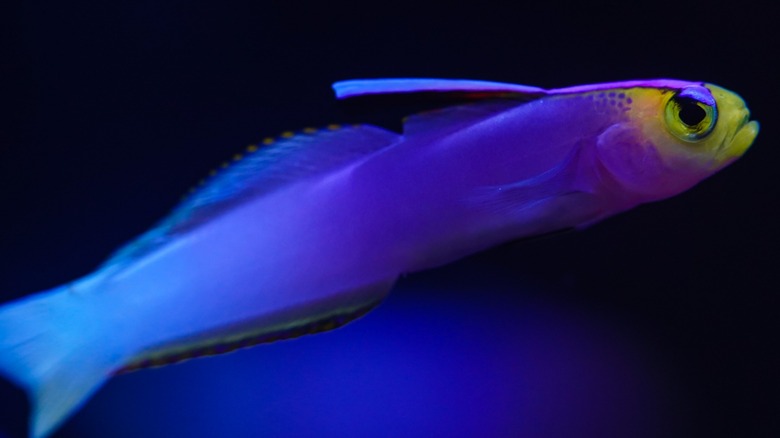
[64,281,668,438]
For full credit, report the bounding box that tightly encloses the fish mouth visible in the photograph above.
[725,115,759,160]
[736,112,749,130]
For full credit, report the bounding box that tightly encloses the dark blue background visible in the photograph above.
[1,1,777,437]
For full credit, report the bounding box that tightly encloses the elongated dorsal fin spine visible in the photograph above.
[333,78,547,99]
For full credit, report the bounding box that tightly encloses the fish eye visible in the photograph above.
[664,91,718,142]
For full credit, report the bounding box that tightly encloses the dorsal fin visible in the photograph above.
[102,124,399,269]
[333,79,545,138]
[333,78,547,100]
[402,100,524,136]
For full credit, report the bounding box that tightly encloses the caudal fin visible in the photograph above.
[0,286,127,438]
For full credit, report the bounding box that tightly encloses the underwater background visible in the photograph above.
[0,1,777,437]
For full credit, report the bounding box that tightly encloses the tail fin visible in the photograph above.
[0,285,127,438]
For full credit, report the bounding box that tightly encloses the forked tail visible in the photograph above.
[0,284,128,438]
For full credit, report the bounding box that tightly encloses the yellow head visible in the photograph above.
[592,82,758,200]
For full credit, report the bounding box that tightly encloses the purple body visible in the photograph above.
[0,78,756,438]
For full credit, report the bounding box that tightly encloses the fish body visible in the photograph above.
[0,78,758,437]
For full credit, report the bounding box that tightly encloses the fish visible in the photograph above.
[0,78,759,437]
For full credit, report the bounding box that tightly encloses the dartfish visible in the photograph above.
[0,78,759,437]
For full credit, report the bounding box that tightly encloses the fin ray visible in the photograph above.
[0,287,129,438]
[103,124,400,269]
[117,295,384,374]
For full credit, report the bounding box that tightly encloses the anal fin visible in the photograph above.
[117,279,396,374]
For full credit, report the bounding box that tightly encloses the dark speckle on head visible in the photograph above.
[587,88,634,115]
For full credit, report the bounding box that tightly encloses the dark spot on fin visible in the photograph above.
[114,300,380,375]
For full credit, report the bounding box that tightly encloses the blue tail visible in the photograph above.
[0,284,128,438]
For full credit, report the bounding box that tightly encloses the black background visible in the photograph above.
[1,1,778,437]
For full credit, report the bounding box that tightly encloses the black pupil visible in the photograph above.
[677,97,707,126]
